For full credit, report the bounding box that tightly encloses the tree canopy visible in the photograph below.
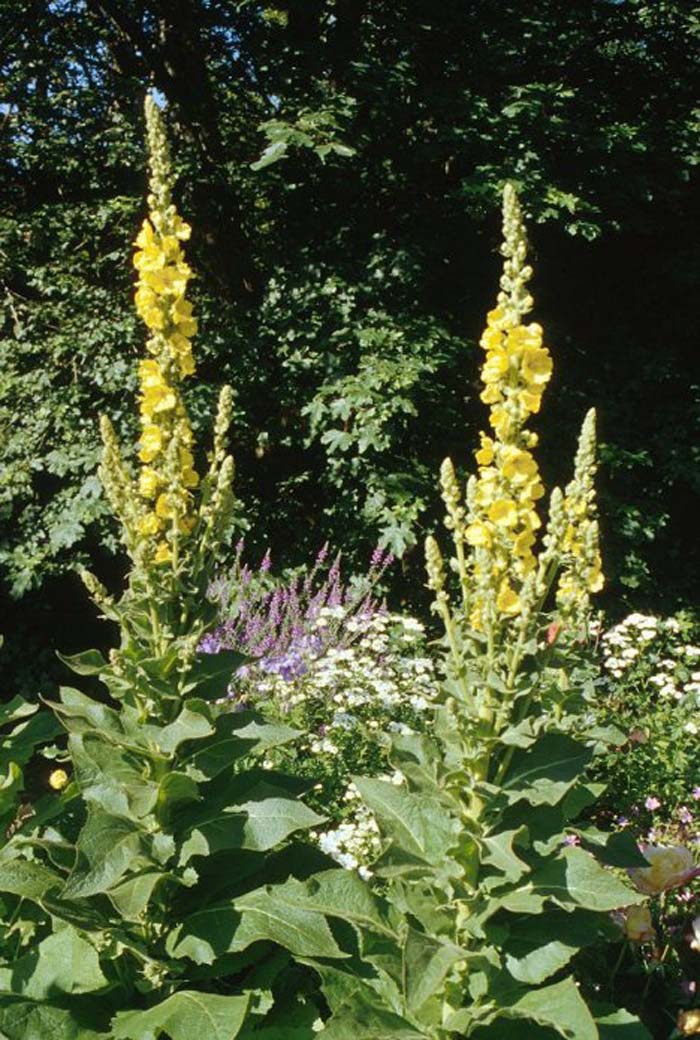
[2,0,700,690]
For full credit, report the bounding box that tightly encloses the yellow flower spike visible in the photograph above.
[128,95,203,564]
[556,409,603,624]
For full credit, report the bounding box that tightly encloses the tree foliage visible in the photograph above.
[2,0,700,689]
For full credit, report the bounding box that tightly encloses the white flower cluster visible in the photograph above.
[317,784,381,879]
[602,613,661,677]
[602,613,700,702]
[250,610,438,726]
[316,773,405,877]
[238,609,438,876]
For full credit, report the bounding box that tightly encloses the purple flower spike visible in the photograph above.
[199,541,395,690]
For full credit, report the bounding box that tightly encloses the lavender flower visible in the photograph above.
[202,543,393,694]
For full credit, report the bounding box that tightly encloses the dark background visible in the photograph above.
[2,0,699,695]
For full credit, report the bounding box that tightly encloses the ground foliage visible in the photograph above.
[2,0,700,692]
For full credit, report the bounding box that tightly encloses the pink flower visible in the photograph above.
[645,795,661,811]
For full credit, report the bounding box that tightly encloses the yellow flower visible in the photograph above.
[48,768,69,791]
[480,384,503,405]
[475,435,495,467]
[486,306,506,328]
[622,904,655,944]
[488,499,518,527]
[629,845,698,895]
[678,1010,700,1036]
[138,425,163,463]
[482,351,510,383]
[588,564,604,593]
[501,447,537,482]
[489,406,511,438]
[138,359,163,387]
[171,213,191,240]
[155,493,176,519]
[171,296,197,337]
[138,513,161,536]
[177,351,196,377]
[154,541,172,564]
[496,582,521,615]
[183,467,200,489]
[518,388,542,414]
[141,383,176,416]
[465,522,492,547]
[513,530,535,556]
[139,467,160,498]
[521,346,553,386]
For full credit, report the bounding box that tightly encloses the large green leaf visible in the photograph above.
[156,702,215,754]
[0,710,61,767]
[278,869,396,938]
[0,858,63,901]
[62,811,149,897]
[52,686,124,733]
[107,870,165,921]
[402,926,466,1012]
[482,826,530,885]
[168,884,346,964]
[354,777,456,871]
[315,965,429,1039]
[459,977,597,1040]
[501,735,592,807]
[503,909,609,985]
[0,1001,108,1040]
[70,734,158,818]
[112,991,250,1040]
[186,650,249,701]
[593,1007,652,1039]
[180,790,323,861]
[57,648,108,676]
[181,713,300,781]
[532,846,644,912]
[0,925,107,999]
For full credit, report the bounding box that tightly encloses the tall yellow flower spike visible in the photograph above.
[428,184,603,652]
[132,95,200,564]
[458,184,551,630]
[556,408,604,622]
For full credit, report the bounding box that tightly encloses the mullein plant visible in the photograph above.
[0,97,346,1038]
[277,187,654,1039]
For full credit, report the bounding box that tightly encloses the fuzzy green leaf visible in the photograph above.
[354,777,456,870]
[57,649,107,676]
[0,1001,107,1040]
[62,811,148,897]
[187,650,249,702]
[504,909,608,985]
[502,976,598,1039]
[107,870,165,920]
[168,885,346,964]
[502,735,592,807]
[0,858,63,901]
[0,925,107,999]
[532,846,643,912]
[181,713,300,781]
[112,990,250,1040]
